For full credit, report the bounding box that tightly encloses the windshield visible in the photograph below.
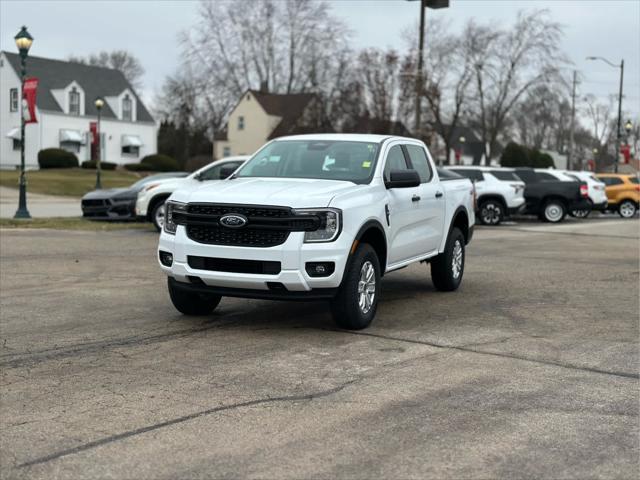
[235,140,380,184]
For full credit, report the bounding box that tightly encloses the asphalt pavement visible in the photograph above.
[0,218,638,479]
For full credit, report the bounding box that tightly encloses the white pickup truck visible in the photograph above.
[158,134,475,329]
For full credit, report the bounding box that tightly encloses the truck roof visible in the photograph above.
[273,133,419,144]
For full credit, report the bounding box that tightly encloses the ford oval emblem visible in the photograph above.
[219,214,248,228]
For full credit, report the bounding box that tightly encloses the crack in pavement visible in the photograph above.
[17,379,359,469]
[323,329,639,380]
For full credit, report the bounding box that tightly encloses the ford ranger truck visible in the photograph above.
[158,134,475,330]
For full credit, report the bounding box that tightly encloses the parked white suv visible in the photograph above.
[559,170,608,217]
[448,166,525,225]
[158,134,475,329]
[136,156,248,230]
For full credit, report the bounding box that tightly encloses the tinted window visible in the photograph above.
[565,173,580,182]
[629,177,639,184]
[454,169,484,182]
[237,140,379,184]
[490,170,520,181]
[200,161,242,180]
[404,145,433,182]
[437,167,463,179]
[536,172,559,182]
[597,177,623,186]
[384,145,409,181]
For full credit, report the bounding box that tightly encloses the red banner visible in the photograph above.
[89,121,98,160]
[22,77,38,124]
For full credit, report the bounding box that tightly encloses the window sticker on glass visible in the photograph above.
[362,161,371,168]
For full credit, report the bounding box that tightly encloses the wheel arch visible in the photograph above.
[147,193,172,220]
[353,220,388,276]
[446,206,471,247]
[477,194,507,211]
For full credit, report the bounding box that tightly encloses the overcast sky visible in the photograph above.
[1,0,639,119]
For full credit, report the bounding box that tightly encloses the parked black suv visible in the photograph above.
[514,168,590,223]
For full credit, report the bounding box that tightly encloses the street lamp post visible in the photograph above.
[13,26,33,219]
[94,97,105,189]
[586,56,624,173]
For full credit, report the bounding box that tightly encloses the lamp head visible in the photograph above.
[14,26,33,58]
[95,98,105,110]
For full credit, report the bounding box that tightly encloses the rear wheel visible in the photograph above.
[431,227,465,292]
[571,208,591,218]
[618,200,637,218]
[330,243,380,330]
[541,200,566,223]
[168,278,221,315]
[478,200,503,226]
[151,201,166,232]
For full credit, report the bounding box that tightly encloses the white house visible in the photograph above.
[0,51,157,169]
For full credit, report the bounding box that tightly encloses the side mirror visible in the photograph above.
[385,169,421,189]
[219,165,237,179]
[193,172,203,181]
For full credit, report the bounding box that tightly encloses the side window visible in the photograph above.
[200,162,241,181]
[10,88,18,112]
[629,177,639,184]
[404,145,433,182]
[383,145,409,181]
[237,116,245,131]
[454,169,482,182]
[607,178,623,186]
[536,172,558,182]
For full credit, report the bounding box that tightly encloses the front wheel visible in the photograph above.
[430,227,465,292]
[541,200,566,223]
[152,201,166,232]
[618,200,637,218]
[478,200,504,226]
[330,243,380,330]
[168,278,222,315]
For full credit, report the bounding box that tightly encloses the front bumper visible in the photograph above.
[159,225,353,293]
[81,198,137,220]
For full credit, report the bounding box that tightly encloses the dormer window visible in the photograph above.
[69,87,80,116]
[122,95,132,121]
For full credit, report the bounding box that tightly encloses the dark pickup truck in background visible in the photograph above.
[514,168,590,223]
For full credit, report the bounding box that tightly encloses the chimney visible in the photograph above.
[259,80,269,93]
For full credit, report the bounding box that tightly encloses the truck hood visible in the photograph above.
[172,177,358,208]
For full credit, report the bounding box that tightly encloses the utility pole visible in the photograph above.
[414,0,426,139]
[568,70,577,170]
[614,60,624,173]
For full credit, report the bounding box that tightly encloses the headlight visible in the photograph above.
[164,201,187,234]
[293,208,341,243]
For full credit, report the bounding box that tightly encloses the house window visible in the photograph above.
[12,138,21,150]
[122,95,132,121]
[238,116,245,131]
[69,88,80,116]
[122,145,139,156]
[10,88,18,112]
[223,146,231,157]
[60,141,81,153]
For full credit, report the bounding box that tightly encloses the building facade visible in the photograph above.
[0,51,157,169]
[214,89,329,159]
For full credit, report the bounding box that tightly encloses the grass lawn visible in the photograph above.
[0,217,155,231]
[0,168,142,197]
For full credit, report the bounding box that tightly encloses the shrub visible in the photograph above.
[81,160,117,170]
[185,155,212,172]
[530,150,555,168]
[124,163,150,172]
[140,154,180,172]
[38,148,79,169]
[500,142,529,167]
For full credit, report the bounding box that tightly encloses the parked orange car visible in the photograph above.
[595,173,640,218]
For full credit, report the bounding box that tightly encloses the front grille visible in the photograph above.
[187,225,289,247]
[180,203,319,248]
[188,256,281,275]
[82,199,108,207]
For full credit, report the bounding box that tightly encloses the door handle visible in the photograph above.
[435,191,443,198]
[412,195,421,202]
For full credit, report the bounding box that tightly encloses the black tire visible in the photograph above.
[330,243,380,330]
[151,200,166,232]
[478,199,504,226]
[431,227,465,292]
[540,200,566,223]
[167,278,222,315]
[618,200,637,219]
[571,208,591,218]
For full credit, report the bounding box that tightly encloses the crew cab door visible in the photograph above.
[383,144,436,265]
[404,144,445,254]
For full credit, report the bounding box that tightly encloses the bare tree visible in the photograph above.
[464,10,565,164]
[68,50,145,90]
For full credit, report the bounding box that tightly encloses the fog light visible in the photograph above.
[159,251,173,267]
[305,262,335,277]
